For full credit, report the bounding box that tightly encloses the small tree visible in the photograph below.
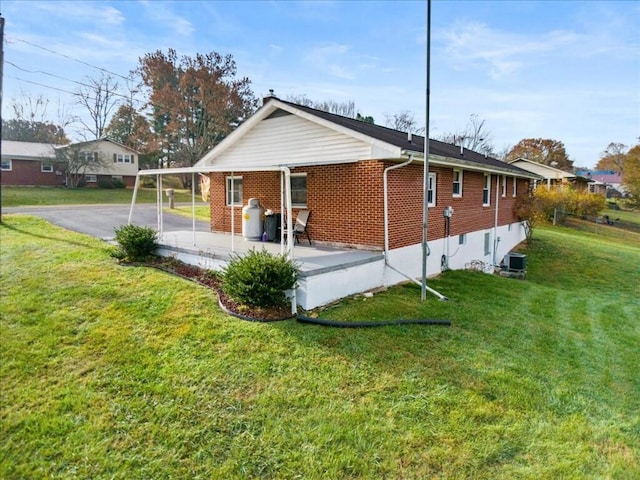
[54,144,108,188]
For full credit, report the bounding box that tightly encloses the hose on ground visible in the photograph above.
[296,315,451,328]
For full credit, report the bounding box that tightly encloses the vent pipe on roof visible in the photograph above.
[262,89,277,106]
[408,131,413,144]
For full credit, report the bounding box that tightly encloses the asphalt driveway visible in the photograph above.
[3,204,210,240]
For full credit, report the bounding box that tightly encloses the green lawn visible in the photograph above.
[1,185,195,206]
[1,215,638,479]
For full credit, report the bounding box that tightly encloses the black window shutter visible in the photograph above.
[113,153,117,163]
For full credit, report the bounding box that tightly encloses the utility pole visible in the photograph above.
[0,14,5,223]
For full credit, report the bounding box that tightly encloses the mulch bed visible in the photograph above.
[146,257,294,322]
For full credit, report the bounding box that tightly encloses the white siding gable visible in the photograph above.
[204,113,398,168]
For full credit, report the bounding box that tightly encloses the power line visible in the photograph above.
[6,61,133,102]
[7,36,132,81]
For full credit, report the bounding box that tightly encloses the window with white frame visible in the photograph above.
[428,172,437,207]
[501,175,507,197]
[226,176,243,205]
[483,174,491,206]
[114,153,133,164]
[512,177,517,197]
[82,151,97,162]
[85,174,97,183]
[41,162,53,173]
[291,173,307,207]
[484,232,491,256]
[1,159,12,171]
[452,169,463,197]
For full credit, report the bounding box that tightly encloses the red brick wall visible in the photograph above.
[209,162,529,250]
[1,159,65,186]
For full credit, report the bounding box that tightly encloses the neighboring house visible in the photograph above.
[1,138,139,187]
[507,157,595,191]
[0,141,61,186]
[576,170,626,195]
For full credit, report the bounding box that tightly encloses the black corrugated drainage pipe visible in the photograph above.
[297,315,451,328]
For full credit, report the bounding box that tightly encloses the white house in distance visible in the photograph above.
[1,138,140,187]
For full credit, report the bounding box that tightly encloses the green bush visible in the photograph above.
[221,249,299,308]
[112,224,158,262]
[98,178,126,189]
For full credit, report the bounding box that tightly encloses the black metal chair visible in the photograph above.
[289,210,311,245]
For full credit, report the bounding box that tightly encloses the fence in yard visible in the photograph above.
[553,207,640,236]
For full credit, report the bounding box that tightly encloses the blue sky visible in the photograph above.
[2,0,639,167]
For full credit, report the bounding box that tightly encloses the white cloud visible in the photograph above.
[437,21,583,80]
[303,43,355,80]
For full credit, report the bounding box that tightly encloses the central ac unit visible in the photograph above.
[504,253,526,272]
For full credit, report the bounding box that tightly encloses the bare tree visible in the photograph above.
[75,73,121,140]
[438,114,494,155]
[596,142,628,173]
[54,144,108,188]
[4,92,71,144]
[286,94,367,120]
[384,110,424,134]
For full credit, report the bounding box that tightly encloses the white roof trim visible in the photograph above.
[195,98,401,167]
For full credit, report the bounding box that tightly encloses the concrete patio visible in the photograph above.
[156,230,388,310]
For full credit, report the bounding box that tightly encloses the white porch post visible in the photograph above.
[128,173,140,225]
[191,171,196,246]
[230,172,235,253]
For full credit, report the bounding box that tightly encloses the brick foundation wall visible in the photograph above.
[209,161,529,250]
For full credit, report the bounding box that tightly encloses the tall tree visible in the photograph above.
[137,49,257,185]
[622,144,640,207]
[596,142,628,173]
[438,114,495,155]
[104,104,157,169]
[4,93,70,143]
[505,138,573,171]
[75,73,121,140]
[2,119,69,144]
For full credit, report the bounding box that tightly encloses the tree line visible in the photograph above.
[3,48,638,200]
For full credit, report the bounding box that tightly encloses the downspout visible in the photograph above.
[493,174,500,268]
[384,155,415,255]
[383,155,448,301]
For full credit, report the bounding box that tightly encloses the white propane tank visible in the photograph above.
[242,198,264,240]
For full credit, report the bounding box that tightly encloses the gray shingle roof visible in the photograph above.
[277,99,532,176]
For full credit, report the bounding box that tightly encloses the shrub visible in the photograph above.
[221,249,299,308]
[98,178,126,189]
[112,224,158,262]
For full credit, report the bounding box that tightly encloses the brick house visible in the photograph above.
[134,96,538,309]
[1,138,139,187]
[197,97,536,259]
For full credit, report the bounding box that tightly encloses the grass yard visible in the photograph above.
[1,216,639,479]
[1,185,195,207]
[164,204,211,222]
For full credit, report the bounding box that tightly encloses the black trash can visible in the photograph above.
[264,214,279,242]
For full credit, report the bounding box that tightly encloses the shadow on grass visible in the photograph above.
[1,219,103,251]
